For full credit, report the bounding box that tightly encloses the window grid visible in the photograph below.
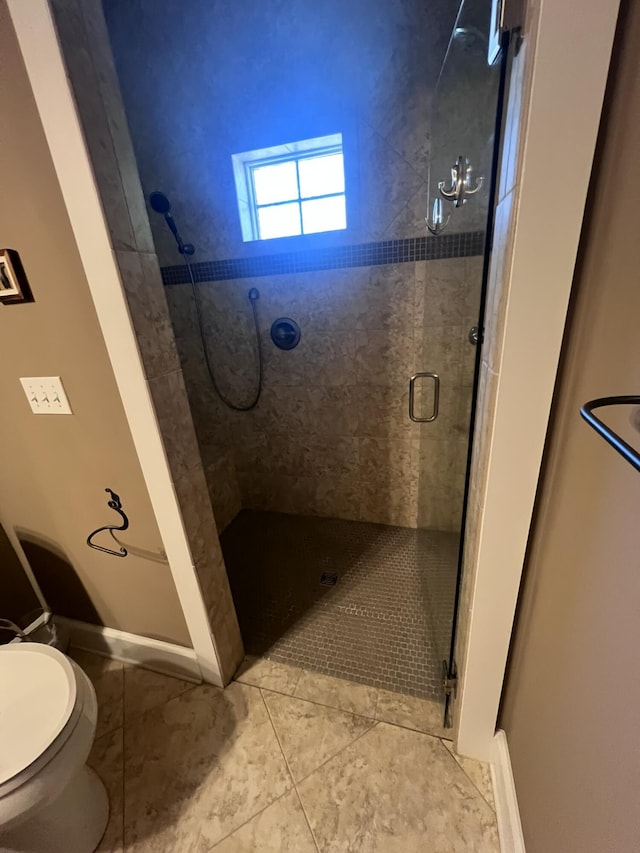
[247,147,345,240]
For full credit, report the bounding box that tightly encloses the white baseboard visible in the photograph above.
[491,730,526,853]
[57,617,202,683]
[7,610,51,642]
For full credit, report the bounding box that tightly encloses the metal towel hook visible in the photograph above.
[87,488,129,557]
[425,197,451,236]
[438,155,483,208]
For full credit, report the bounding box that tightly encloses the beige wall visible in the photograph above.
[0,1,190,646]
[499,2,640,850]
[0,524,41,633]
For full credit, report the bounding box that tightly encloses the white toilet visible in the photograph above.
[0,643,108,853]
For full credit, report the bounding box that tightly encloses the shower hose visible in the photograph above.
[184,257,263,412]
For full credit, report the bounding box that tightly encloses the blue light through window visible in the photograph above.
[232,134,346,241]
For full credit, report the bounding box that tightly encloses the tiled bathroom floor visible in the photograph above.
[72,650,499,852]
[221,510,460,700]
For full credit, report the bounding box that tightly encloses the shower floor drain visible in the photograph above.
[320,572,338,586]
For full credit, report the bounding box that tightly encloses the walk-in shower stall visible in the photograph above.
[101,0,503,715]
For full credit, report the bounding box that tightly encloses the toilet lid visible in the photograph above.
[0,644,77,785]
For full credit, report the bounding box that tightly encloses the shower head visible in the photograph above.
[149,191,172,215]
[148,190,195,255]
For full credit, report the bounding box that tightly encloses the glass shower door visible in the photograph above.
[415,0,505,723]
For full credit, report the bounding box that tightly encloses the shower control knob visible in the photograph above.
[271,318,301,351]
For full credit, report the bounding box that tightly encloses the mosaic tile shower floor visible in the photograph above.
[222,510,460,701]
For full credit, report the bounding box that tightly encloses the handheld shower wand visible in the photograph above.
[148,191,195,255]
[148,190,263,411]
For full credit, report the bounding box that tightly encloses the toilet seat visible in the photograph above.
[0,645,80,791]
[0,645,107,852]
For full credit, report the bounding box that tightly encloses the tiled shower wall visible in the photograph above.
[103,0,481,533]
[103,0,459,259]
[165,255,481,531]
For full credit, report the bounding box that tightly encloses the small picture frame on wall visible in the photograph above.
[0,248,33,305]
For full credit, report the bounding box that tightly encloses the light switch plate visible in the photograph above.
[20,376,72,414]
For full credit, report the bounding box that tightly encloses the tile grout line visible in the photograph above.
[303,718,380,787]
[255,680,378,722]
[96,719,123,739]
[292,720,379,787]
[373,713,454,741]
[238,668,452,741]
[122,676,293,853]
[238,662,449,719]
[120,675,215,850]
[438,738,496,812]
[254,652,451,699]
[290,782,321,853]
[290,664,304,694]
[372,685,381,719]
[291,787,321,853]
[262,687,380,789]
[292,678,380,720]
[205,788,292,851]
[258,688,322,853]
[258,690,383,848]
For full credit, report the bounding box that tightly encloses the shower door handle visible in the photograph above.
[409,373,440,423]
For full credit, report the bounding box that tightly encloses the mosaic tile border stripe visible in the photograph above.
[161,231,485,285]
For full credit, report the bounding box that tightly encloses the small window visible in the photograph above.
[232,134,346,242]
